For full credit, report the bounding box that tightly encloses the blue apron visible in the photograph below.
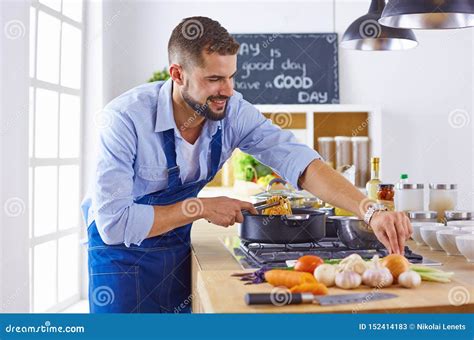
[87,125,222,313]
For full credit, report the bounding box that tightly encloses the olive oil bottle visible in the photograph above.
[366,157,381,200]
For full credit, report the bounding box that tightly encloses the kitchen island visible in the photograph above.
[191,188,474,313]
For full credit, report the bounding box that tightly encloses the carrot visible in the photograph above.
[290,283,328,295]
[264,269,317,288]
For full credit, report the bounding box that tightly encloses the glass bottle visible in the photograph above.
[377,184,395,211]
[366,157,381,200]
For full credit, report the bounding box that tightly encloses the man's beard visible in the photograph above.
[181,86,229,121]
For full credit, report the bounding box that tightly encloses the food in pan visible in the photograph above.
[261,195,293,215]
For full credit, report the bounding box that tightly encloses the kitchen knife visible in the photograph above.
[245,292,398,306]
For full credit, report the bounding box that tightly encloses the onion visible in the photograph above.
[380,254,410,281]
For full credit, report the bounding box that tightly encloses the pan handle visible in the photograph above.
[282,214,310,221]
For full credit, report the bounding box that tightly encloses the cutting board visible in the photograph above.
[196,270,474,313]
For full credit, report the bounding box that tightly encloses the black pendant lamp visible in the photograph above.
[379,0,474,29]
[341,0,418,51]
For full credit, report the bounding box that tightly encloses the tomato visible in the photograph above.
[294,255,324,273]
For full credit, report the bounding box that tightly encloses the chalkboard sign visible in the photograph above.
[232,33,339,104]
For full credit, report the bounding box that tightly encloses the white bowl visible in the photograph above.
[412,222,444,245]
[455,235,474,262]
[437,229,471,256]
[459,227,474,233]
[420,225,457,251]
[447,220,474,227]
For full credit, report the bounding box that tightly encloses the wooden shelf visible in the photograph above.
[207,104,382,187]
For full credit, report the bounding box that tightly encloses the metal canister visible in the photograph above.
[445,210,473,221]
[395,183,424,212]
[407,210,438,223]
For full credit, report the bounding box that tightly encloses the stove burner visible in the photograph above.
[238,237,423,268]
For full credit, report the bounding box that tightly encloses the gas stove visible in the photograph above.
[222,236,426,269]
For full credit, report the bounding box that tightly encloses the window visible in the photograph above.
[29,0,83,313]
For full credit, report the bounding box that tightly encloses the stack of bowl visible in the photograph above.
[408,210,474,262]
[443,219,474,262]
[419,224,456,251]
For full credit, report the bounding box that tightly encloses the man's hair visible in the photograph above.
[168,16,240,69]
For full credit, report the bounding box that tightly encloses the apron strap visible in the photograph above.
[207,124,222,182]
[162,129,182,188]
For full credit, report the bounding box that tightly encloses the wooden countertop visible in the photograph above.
[191,187,474,313]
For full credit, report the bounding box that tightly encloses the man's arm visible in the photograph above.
[147,197,258,238]
[298,159,413,255]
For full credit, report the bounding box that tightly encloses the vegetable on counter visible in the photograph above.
[294,255,324,274]
[335,270,362,289]
[290,283,328,295]
[410,265,455,283]
[337,254,368,275]
[380,254,410,281]
[361,255,393,288]
[231,266,277,285]
[264,269,316,289]
[314,263,337,287]
[398,271,422,288]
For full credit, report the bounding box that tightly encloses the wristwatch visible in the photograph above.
[364,203,388,227]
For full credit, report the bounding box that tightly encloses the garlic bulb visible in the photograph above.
[335,270,362,289]
[314,264,336,287]
[398,271,422,288]
[338,254,368,275]
[362,259,393,288]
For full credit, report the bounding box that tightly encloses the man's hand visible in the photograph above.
[369,211,413,255]
[200,196,258,227]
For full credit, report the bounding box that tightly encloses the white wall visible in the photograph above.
[87,0,473,209]
[0,0,30,312]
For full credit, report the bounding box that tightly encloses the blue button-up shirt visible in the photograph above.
[81,79,321,246]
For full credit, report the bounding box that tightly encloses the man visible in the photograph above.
[81,16,412,313]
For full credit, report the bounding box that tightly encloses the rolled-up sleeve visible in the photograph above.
[93,110,154,247]
[233,101,321,189]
